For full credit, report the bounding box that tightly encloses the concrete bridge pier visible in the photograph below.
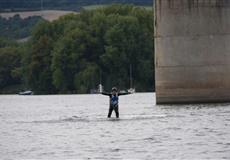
[154,0,230,104]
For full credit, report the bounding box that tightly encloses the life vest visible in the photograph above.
[111,95,118,106]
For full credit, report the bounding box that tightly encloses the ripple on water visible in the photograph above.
[1,93,230,159]
[16,114,167,124]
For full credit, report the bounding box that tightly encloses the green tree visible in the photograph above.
[74,63,99,93]
[27,4,154,94]
[0,15,43,39]
[52,26,99,93]
[26,21,55,94]
[0,47,21,89]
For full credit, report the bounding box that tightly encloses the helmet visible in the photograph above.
[112,87,117,92]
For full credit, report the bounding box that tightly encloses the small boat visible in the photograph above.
[18,90,33,95]
[128,88,136,94]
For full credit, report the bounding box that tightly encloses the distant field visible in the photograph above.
[0,10,78,21]
[142,6,153,11]
[83,5,108,10]
[83,5,153,10]
[0,5,152,21]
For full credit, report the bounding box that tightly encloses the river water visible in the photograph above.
[0,93,230,159]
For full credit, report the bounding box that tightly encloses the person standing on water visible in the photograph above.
[101,87,130,118]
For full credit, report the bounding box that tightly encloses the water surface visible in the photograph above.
[0,93,230,159]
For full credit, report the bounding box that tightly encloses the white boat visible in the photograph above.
[18,90,33,95]
[128,88,136,94]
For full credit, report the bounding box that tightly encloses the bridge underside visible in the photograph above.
[154,0,230,104]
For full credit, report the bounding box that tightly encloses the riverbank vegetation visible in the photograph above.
[0,4,154,94]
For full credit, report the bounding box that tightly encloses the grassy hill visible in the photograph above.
[83,4,153,11]
[0,0,153,12]
[0,10,77,21]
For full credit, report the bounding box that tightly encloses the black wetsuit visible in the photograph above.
[102,92,130,118]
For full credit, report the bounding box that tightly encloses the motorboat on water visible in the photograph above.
[18,90,33,95]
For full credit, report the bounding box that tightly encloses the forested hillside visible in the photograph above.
[0,5,154,94]
[0,15,43,39]
[0,0,153,11]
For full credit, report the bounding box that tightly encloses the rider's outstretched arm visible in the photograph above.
[118,92,131,96]
[101,92,111,96]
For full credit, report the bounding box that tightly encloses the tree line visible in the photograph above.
[0,4,155,94]
[0,15,42,39]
